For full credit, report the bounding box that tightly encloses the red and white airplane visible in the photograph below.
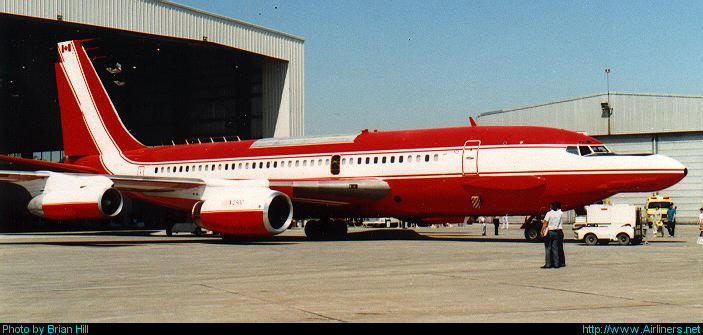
[0,39,688,240]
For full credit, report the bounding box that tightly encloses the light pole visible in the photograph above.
[605,68,611,104]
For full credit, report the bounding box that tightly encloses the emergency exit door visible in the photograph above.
[462,140,480,175]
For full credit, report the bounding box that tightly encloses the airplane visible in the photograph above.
[0,39,688,241]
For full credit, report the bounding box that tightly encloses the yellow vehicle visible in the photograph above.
[644,195,674,225]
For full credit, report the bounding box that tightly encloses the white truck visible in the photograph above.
[573,204,644,245]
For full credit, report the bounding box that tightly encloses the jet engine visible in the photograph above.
[192,189,293,236]
[27,186,123,220]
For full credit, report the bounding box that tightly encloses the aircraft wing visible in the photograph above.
[0,155,101,173]
[0,170,390,204]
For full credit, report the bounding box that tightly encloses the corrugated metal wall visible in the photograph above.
[479,92,703,136]
[1,0,304,137]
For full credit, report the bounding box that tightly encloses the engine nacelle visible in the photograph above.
[26,174,123,220]
[192,189,293,236]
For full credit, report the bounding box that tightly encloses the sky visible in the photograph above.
[177,0,703,135]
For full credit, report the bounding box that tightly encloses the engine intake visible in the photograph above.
[193,190,293,236]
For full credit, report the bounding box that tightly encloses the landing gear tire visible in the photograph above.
[166,225,173,236]
[331,219,348,240]
[617,233,630,246]
[524,225,541,241]
[305,220,324,240]
[194,227,203,236]
[304,219,348,241]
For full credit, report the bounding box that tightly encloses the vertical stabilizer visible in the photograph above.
[55,40,146,158]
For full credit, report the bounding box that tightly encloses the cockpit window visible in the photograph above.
[566,146,579,155]
[578,146,592,156]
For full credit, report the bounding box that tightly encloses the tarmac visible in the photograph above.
[1,224,701,323]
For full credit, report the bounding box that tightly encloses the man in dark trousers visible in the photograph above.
[540,202,565,269]
[493,217,500,236]
[666,205,677,237]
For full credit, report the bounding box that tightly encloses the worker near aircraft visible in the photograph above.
[540,202,565,269]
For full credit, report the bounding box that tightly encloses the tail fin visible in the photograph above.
[55,40,145,158]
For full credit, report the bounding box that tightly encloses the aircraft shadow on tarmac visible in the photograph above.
[0,229,688,247]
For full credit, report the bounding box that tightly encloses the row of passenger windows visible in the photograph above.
[152,153,441,174]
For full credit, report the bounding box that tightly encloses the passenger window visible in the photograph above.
[186,166,190,172]
[374,157,378,164]
[425,154,430,162]
[382,157,386,164]
[399,156,404,163]
[366,157,370,164]
[358,157,362,164]
[295,160,299,167]
[390,156,395,163]
[433,154,439,161]
[342,158,346,165]
[154,167,158,174]
[408,155,413,163]
[273,162,277,168]
[267,162,271,168]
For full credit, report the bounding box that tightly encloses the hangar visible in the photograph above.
[0,0,304,230]
[478,92,703,223]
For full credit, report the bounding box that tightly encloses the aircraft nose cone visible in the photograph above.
[684,168,688,177]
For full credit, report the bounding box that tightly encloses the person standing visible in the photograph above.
[653,211,663,238]
[540,202,565,269]
[666,205,677,237]
[502,214,509,230]
[493,217,500,236]
[698,208,703,244]
[479,216,487,236]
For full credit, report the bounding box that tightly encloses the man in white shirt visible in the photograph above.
[540,202,565,269]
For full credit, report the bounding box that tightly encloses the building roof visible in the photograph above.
[477,92,703,136]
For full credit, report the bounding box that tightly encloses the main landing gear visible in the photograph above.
[305,218,348,241]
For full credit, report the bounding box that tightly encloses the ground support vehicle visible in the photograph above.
[573,205,643,245]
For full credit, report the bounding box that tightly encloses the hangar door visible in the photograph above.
[656,133,703,223]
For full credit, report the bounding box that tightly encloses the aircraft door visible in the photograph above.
[462,140,480,175]
[138,166,145,176]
